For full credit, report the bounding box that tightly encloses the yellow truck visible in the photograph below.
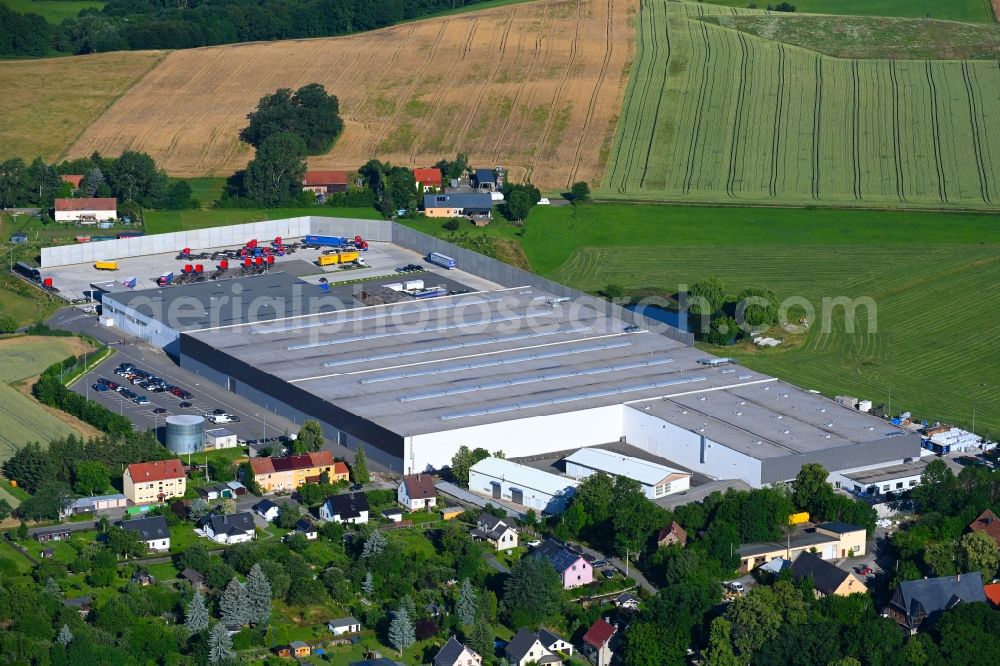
[317,251,360,266]
[94,261,118,271]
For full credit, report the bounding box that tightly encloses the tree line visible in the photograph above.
[0,0,501,57]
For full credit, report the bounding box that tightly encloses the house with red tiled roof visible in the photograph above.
[123,459,186,504]
[54,197,116,223]
[249,451,340,493]
[656,521,687,548]
[969,509,1000,548]
[413,167,443,192]
[61,174,84,190]
[984,583,1000,608]
[398,473,437,511]
[302,171,348,194]
[582,618,617,666]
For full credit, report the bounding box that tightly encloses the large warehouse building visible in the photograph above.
[65,216,921,486]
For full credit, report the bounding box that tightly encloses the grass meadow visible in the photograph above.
[697,0,993,22]
[404,203,1000,437]
[602,1,1000,208]
[1,0,105,23]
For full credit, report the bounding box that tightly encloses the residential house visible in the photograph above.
[414,167,443,192]
[472,169,497,191]
[63,596,92,618]
[205,427,239,450]
[320,491,370,524]
[737,521,866,573]
[613,592,640,611]
[984,583,1000,608]
[61,174,84,191]
[434,636,482,666]
[470,514,519,551]
[328,616,362,636]
[253,499,280,521]
[531,539,593,589]
[302,171,348,194]
[468,457,579,514]
[289,641,311,658]
[273,646,292,658]
[440,506,464,521]
[249,451,339,493]
[423,193,494,219]
[180,568,205,589]
[398,473,437,511]
[121,515,171,551]
[656,521,687,548]
[886,572,986,633]
[790,552,868,598]
[564,447,691,499]
[504,628,573,666]
[582,618,617,666]
[54,197,116,223]
[969,509,1000,548]
[197,480,246,500]
[131,571,155,586]
[34,526,72,543]
[60,493,128,519]
[123,459,186,505]
[199,512,256,544]
[295,518,318,540]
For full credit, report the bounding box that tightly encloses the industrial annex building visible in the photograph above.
[73,217,921,487]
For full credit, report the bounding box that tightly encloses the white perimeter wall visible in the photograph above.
[405,405,625,473]
[622,406,763,487]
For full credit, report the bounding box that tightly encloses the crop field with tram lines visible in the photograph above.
[602,0,1000,208]
[64,0,635,189]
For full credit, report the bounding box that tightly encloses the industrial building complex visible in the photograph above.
[45,217,922,491]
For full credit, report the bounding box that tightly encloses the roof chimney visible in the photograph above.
[957,573,961,582]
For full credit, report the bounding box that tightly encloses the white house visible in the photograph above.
[199,512,256,544]
[564,447,691,499]
[468,457,579,514]
[434,636,482,666]
[54,197,117,223]
[253,499,280,521]
[470,513,518,550]
[328,616,361,636]
[319,492,369,524]
[205,427,239,450]
[505,628,574,666]
[294,519,318,540]
[120,516,170,552]
[398,473,437,511]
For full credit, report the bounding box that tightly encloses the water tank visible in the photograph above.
[165,414,205,454]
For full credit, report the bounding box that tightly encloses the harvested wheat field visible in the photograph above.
[0,51,164,164]
[66,0,635,189]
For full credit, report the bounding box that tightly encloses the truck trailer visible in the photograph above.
[317,251,361,266]
[94,261,118,271]
[305,234,349,247]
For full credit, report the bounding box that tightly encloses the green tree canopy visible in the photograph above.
[244,131,308,207]
[240,84,344,154]
[502,555,562,627]
[688,277,726,317]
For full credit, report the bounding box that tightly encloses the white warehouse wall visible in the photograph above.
[404,405,625,473]
[622,405,764,487]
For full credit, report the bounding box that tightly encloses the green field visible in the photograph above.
[0,336,91,462]
[602,1,1000,208]
[404,203,1000,437]
[144,206,383,234]
[699,0,993,22]
[1,0,105,23]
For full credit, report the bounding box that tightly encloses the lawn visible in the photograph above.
[1,0,105,23]
[143,206,383,234]
[402,203,1000,437]
[0,335,100,462]
[698,0,993,22]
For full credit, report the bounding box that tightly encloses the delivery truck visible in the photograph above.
[305,234,348,247]
[94,261,118,271]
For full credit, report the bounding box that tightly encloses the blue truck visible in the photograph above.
[305,234,349,247]
[428,252,456,269]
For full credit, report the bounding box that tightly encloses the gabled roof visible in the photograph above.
[61,174,84,188]
[469,457,579,498]
[423,192,494,210]
[537,628,568,650]
[250,451,334,475]
[302,171,348,186]
[615,592,638,605]
[790,552,853,595]
[181,568,203,584]
[434,636,479,666]
[582,618,616,648]
[201,512,255,536]
[657,521,687,545]
[473,168,496,183]
[55,197,116,211]
[984,583,1000,608]
[253,499,279,513]
[505,628,543,663]
[329,616,360,628]
[325,491,369,518]
[126,459,184,483]
[295,518,316,533]
[414,167,443,186]
[969,509,1000,547]
[531,539,583,574]
[402,473,436,499]
[891,572,987,627]
[121,515,170,541]
[565,447,688,486]
[472,513,514,541]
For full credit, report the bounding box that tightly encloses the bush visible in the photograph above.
[442,218,461,231]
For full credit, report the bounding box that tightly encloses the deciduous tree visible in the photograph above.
[244,132,307,207]
[352,445,370,484]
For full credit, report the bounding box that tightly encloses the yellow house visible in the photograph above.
[737,521,867,573]
[249,451,344,493]
[791,552,869,597]
[123,459,186,505]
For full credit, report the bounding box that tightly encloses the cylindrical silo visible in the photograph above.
[165,414,205,454]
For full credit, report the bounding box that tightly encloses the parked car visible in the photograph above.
[602,569,616,579]
[725,581,745,593]
[179,402,192,408]
[212,408,226,415]
[151,408,167,414]
[537,197,551,205]
[133,396,149,405]
[92,383,108,392]
[854,565,874,576]
[526,540,541,548]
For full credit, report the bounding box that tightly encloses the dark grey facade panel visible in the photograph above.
[388,224,695,345]
[760,432,922,485]
[179,334,405,461]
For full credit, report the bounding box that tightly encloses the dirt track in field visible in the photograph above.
[66,0,636,190]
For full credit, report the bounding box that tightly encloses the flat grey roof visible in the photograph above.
[737,530,837,557]
[184,284,907,449]
[631,380,908,460]
[844,460,928,484]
